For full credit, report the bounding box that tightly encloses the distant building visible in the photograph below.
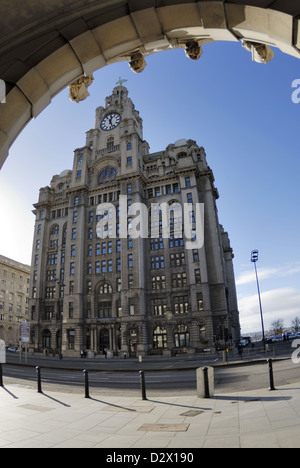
[28,84,240,357]
[0,255,30,346]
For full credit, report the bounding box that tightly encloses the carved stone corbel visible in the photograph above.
[242,41,274,64]
[69,74,94,103]
[129,52,147,74]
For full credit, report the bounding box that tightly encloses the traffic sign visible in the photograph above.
[19,322,30,343]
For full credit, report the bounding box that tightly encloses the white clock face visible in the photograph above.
[100,113,122,131]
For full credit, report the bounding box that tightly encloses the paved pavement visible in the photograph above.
[1,378,300,448]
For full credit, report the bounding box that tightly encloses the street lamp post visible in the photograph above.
[251,250,266,350]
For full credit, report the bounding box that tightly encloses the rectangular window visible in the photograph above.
[195,269,201,284]
[172,272,187,288]
[197,293,204,311]
[151,256,165,270]
[153,298,167,316]
[128,274,134,289]
[174,296,189,315]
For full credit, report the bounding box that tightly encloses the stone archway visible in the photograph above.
[0,1,299,168]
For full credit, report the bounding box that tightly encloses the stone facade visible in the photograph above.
[0,255,30,347]
[28,84,240,358]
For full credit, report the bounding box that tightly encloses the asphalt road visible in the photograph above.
[3,353,300,396]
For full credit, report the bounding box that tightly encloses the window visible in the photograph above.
[174,296,189,315]
[187,193,193,204]
[153,298,167,316]
[128,254,133,268]
[127,156,132,165]
[175,325,190,348]
[73,211,78,223]
[51,224,59,235]
[185,176,191,187]
[127,184,132,194]
[151,256,165,270]
[129,305,135,316]
[195,269,201,284]
[69,302,74,319]
[153,326,167,349]
[193,249,199,262]
[169,235,184,248]
[44,306,54,320]
[107,137,114,149]
[199,325,206,342]
[197,293,204,311]
[45,287,56,299]
[127,142,132,151]
[76,170,81,179]
[170,252,185,267]
[71,245,76,257]
[150,238,163,250]
[70,263,75,275]
[68,330,75,350]
[98,302,112,318]
[172,272,187,288]
[47,254,57,265]
[99,283,113,294]
[128,274,134,289]
[152,275,166,290]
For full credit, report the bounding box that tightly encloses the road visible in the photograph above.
[3,353,300,395]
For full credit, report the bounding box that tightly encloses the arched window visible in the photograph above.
[99,282,113,294]
[98,167,117,184]
[50,224,59,235]
[153,326,167,349]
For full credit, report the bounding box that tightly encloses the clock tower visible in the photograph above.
[86,84,147,174]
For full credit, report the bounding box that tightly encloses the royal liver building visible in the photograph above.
[29,84,240,358]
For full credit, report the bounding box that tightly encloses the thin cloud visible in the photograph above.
[239,288,300,333]
[236,264,300,286]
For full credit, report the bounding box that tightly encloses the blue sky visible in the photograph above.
[0,41,299,334]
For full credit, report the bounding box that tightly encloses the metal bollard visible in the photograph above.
[36,366,42,394]
[0,363,3,388]
[268,358,276,391]
[139,370,147,401]
[83,369,90,399]
[202,367,210,399]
